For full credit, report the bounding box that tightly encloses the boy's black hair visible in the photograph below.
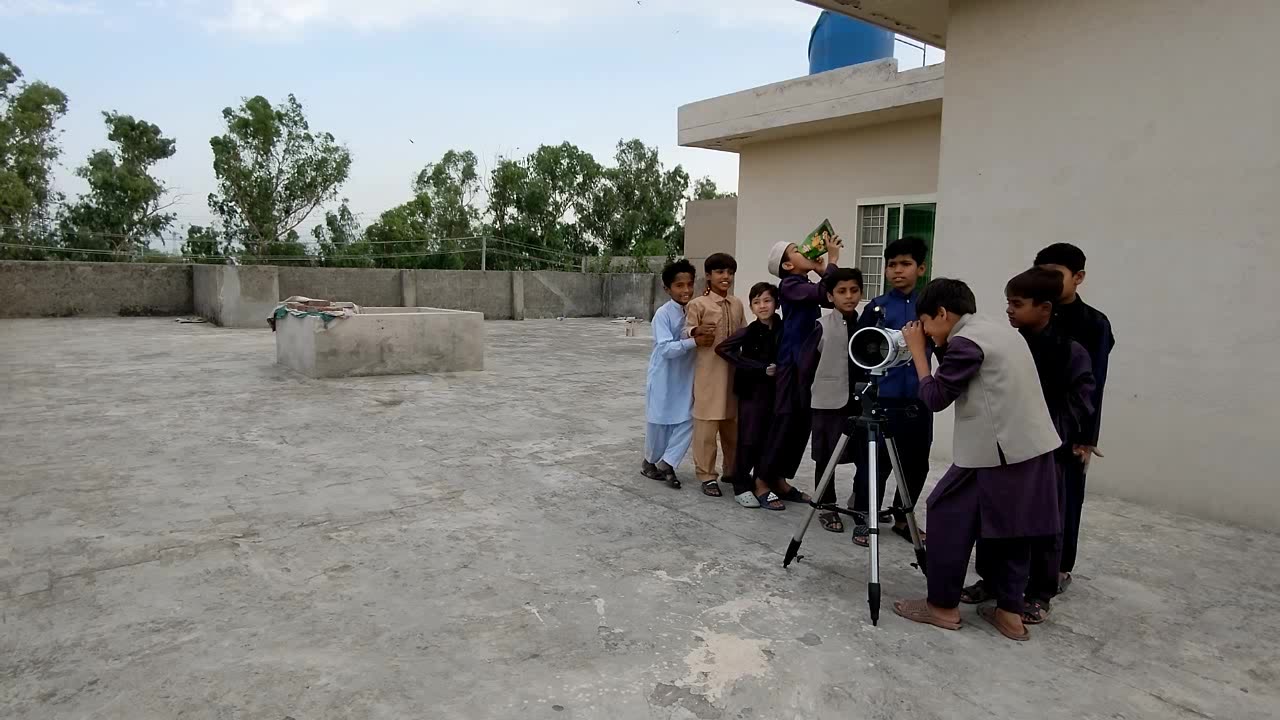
[1034,243,1087,274]
[748,281,779,303]
[917,278,977,317]
[822,266,865,294]
[662,259,697,288]
[1005,267,1064,307]
[884,236,929,265]
[704,252,738,273]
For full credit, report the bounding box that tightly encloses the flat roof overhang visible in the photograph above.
[678,59,942,152]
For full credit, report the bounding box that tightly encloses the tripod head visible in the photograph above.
[850,371,919,436]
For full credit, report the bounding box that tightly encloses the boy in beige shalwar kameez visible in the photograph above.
[684,253,746,497]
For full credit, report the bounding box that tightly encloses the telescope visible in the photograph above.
[783,308,927,626]
[849,326,912,372]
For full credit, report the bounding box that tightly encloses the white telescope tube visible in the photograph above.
[848,326,912,372]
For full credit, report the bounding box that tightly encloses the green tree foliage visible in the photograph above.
[59,112,177,259]
[252,229,311,265]
[577,139,690,256]
[692,176,736,200]
[0,52,69,258]
[413,149,479,241]
[361,193,469,269]
[351,150,494,270]
[311,200,372,267]
[486,142,602,261]
[180,225,228,264]
[208,94,351,259]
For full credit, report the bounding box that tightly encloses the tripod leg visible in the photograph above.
[884,437,928,576]
[783,433,850,568]
[865,428,881,625]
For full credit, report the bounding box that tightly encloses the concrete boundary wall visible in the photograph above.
[277,266,402,308]
[0,261,192,318]
[414,270,515,320]
[1,261,661,324]
[522,271,603,319]
[193,265,281,329]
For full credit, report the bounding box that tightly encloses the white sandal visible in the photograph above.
[734,491,761,508]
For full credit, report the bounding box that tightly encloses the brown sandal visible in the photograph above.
[978,605,1030,641]
[892,598,962,630]
[819,511,844,533]
[701,480,722,497]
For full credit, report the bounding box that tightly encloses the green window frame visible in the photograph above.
[856,195,936,296]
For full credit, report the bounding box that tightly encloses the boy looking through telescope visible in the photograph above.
[892,279,1061,642]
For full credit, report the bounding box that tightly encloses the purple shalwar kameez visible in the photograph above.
[920,337,1061,616]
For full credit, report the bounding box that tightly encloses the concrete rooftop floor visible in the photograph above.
[2,318,1278,720]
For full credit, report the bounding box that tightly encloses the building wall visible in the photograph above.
[734,115,942,301]
[684,198,737,260]
[935,0,1280,528]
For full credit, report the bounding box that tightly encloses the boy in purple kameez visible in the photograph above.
[1035,243,1116,594]
[893,279,1062,642]
[798,267,865,533]
[961,268,1096,624]
[758,235,843,495]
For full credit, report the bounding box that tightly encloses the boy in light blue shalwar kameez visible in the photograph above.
[642,260,703,489]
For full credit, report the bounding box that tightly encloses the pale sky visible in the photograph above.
[1,0,941,238]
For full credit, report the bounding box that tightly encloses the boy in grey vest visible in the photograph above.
[961,268,1097,624]
[800,267,865,532]
[893,279,1061,642]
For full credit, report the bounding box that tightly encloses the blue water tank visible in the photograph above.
[808,11,895,75]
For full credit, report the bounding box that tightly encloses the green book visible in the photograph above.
[797,219,835,261]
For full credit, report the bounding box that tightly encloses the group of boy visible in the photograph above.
[890,244,1113,641]
[643,235,1113,641]
[642,251,812,506]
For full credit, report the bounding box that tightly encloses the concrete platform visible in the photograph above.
[2,318,1279,719]
[275,306,484,378]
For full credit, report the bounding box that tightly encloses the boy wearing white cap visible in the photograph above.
[758,236,843,499]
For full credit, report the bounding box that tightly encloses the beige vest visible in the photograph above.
[948,314,1061,468]
[811,311,853,410]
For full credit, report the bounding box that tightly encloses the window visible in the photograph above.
[858,205,887,298]
[855,196,937,296]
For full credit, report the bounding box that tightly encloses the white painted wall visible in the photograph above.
[935,0,1280,528]
[734,115,942,301]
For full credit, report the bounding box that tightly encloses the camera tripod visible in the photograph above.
[782,370,928,625]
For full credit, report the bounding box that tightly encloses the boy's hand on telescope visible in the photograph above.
[902,321,928,357]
